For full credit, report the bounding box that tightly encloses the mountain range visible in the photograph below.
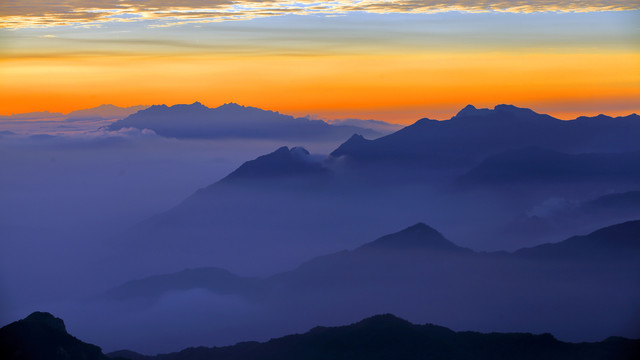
[106,104,640,283]
[106,102,389,140]
[332,104,640,169]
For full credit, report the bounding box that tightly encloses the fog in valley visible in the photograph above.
[1,104,639,354]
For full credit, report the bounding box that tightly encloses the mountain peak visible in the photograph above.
[359,223,467,252]
[24,312,67,333]
[330,133,370,157]
[455,104,477,117]
[220,146,327,183]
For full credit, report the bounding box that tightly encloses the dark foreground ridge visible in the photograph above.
[0,312,108,360]
[2,312,639,360]
[106,314,640,360]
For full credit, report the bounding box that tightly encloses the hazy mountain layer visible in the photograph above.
[104,220,640,351]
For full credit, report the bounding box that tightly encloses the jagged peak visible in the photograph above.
[218,102,244,109]
[258,146,313,159]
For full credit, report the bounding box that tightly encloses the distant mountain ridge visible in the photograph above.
[106,102,390,140]
[331,104,640,168]
[0,105,148,121]
[515,219,640,260]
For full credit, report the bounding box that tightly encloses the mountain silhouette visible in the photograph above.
[65,104,148,121]
[107,314,640,360]
[330,105,640,170]
[2,312,637,360]
[106,102,386,140]
[0,312,108,360]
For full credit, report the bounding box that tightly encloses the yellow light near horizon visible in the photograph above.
[1,51,638,122]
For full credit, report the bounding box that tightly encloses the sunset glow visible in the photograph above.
[1,2,639,122]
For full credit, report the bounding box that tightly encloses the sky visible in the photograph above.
[1,1,639,123]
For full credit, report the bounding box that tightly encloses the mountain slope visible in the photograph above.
[515,219,640,260]
[219,146,329,184]
[456,147,640,186]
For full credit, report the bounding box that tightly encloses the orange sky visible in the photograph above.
[2,50,638,123]
[1,4,639,123]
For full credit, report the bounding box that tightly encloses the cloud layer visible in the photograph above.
[2,1,639,28]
